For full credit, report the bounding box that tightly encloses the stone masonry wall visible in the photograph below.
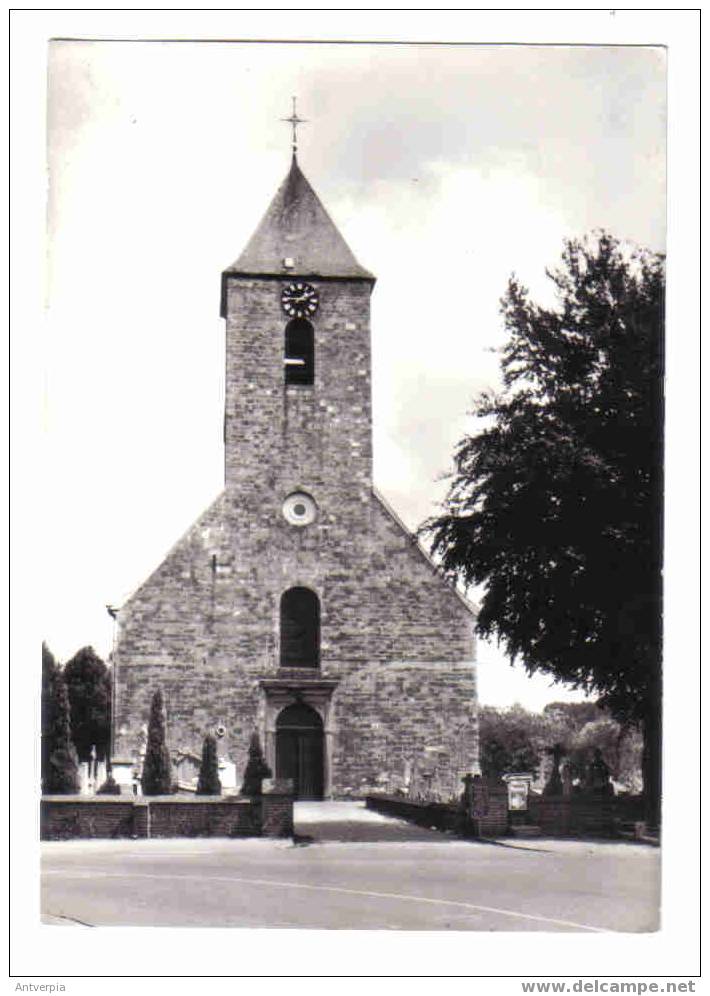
[113,484,477,795]
[332,660,477,800]
[113,274,478,794]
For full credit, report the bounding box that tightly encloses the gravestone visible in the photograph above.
[502,772,534,811]
[584,748,614,796]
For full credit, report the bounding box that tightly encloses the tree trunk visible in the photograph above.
[641,677,662,828]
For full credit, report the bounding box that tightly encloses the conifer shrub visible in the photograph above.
[44,666,80,794]
[196,734,222,795]
[42,643,59,792]
[140,689,173,795]
[240,731,272,796]
[63,645,111,762]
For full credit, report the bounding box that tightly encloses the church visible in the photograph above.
[112,137,479,800]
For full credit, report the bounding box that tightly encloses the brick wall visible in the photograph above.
[40,793,293,839]
[471,780,509,837]
[260,793,294,838]
[41,798,136,840]
[147,798,259,838]
[528,795,616,836]
[365,795,459,832]
[366,786,509,838]
[133,800,149,838]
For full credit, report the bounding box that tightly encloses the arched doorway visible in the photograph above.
[276,702,324,800]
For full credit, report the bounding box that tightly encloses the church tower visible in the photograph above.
[221,153,376,542]
[113,143,478,799]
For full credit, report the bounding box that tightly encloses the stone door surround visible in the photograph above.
[260,677,339,798]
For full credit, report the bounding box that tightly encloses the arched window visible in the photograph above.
[284,319,314,385]
[280,587,320,668]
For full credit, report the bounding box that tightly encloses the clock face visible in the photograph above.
[281,282,319,319]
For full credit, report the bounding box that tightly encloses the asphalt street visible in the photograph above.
[41,801,660,931]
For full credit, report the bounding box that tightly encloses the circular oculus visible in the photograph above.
[282,492,317,526]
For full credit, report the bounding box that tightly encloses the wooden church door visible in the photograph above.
[275,702,324,800]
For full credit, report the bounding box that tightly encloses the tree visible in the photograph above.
[240,731,272,796]
[63,646,112,762]
[140,689,173,795]
[542,701,605,728]
[569,718,643,794]
[422,233,663,824]
[43,654,79,794]
[478,702,642,792]
[478,705,543,779]
[196,734,222,795]
[41,642,60,791]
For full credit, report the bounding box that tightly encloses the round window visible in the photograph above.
[282,491,317,526]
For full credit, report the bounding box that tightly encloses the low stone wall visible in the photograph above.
[41,797,135,840]
[365,794,459,832]
[143,797,259,838]
[366,781,510,838]
[527,794,615,836]
[366,789,620,840]
[612,794,646,822]
[261,792,295,838]
[40,793,293,840]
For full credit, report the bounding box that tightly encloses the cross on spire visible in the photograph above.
[281,96,308,157]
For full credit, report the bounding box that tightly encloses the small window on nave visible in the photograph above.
[284,319,314,385]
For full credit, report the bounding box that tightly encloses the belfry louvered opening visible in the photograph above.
[284,319,314,385]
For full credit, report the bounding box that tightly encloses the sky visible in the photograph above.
[42,39,666,711]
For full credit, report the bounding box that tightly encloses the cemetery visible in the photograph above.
[41,689,648,842]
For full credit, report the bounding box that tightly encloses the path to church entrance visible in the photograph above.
[292,800,449,842]
[40,802,659,934]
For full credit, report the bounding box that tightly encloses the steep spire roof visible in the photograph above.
[223,156,374,281]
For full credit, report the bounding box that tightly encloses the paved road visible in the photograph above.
[41,801,659,931]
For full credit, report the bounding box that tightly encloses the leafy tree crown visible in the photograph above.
[63,646,111,762]
[422,232,663,728]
